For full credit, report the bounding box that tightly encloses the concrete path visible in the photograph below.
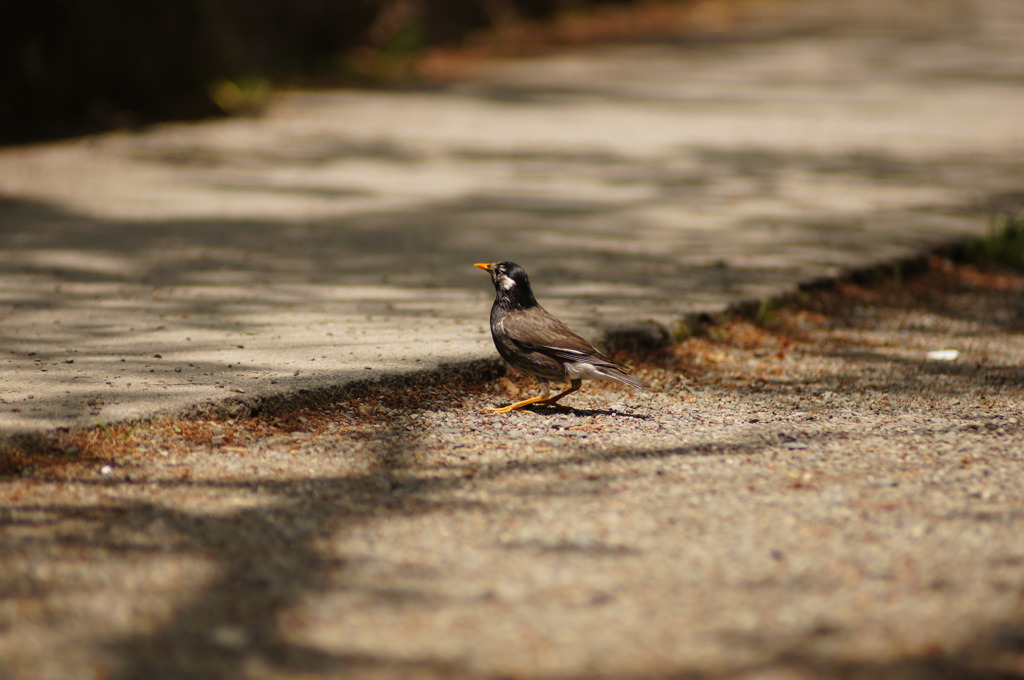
[2,0,1023,436]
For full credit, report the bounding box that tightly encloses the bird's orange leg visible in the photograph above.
[488,379,583,413]
[486,395,551,413]
[536,379,582,408]
[488,379,553,413]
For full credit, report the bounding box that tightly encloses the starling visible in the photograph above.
[475,261,648,413]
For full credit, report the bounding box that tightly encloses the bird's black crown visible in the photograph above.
[482,261,537,309]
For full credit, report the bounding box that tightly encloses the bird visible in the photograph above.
[475,261,649,413]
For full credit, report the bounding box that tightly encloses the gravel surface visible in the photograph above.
[3,256,1024,680]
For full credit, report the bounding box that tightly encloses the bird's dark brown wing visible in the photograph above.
[501,305,625,368]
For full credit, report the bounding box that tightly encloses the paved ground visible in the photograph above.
[4,256,1024,680]
[3,1,1024,679]
[1,0,1023,436]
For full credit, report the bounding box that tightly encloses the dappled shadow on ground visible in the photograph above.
[3,415,1023,679]
[4,0,1024,434]
[4,129,1011,432]
[1,137,1011,344]
[2,88,1024,670]
[4,3,1024,671]
[0,412,771,679]
[6,249,1024,675]
[5,135,988,311]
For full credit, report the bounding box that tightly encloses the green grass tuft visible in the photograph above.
[957,212,1024,270]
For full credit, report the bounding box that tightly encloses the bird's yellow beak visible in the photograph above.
[474,263,493,271]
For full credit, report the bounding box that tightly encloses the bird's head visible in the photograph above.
[475,261,537,307]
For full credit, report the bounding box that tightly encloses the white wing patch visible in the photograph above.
[542,345,587,356]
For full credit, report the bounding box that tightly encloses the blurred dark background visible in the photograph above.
[0,0,663,145]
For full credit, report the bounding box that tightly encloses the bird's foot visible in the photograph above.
[486,395,549,413]
[486,404,518,414]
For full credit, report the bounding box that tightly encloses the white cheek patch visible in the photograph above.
[499,276,516,290]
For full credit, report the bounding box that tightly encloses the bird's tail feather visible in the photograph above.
[597,365,649,389]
